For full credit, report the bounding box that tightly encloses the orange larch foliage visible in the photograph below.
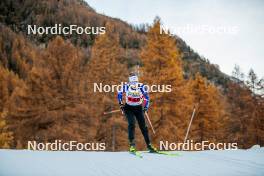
[190,73,225,143]
[87,23,128,150]
[141,18,194,145]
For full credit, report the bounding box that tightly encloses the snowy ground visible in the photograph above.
[0,147,264,176]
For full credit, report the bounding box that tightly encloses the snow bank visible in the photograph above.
[0,149,263,176]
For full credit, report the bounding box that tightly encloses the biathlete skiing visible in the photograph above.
[117,73,158,153]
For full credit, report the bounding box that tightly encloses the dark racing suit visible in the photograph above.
[117,83,150,147]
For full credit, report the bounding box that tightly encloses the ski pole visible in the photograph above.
[144,112,156,135]
[184,104,198,143]
[103,109,121,115]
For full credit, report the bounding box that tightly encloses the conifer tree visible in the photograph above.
[0,66,16,148]
[7,37,98,147]
[227,66,264,148]
[140,17,194,143]
[246,69,263,95]
[245,69,264,146]
[0,116,13,148]
[226,81,256,148]
[232,64,244,82]
[87,23,127,150]
[190,73,224,143]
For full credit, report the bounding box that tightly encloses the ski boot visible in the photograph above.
[147,144,158,153]
[129,145,143,158]
[129,145,137,153]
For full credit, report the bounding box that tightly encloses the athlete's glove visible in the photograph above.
[143,107,148,113]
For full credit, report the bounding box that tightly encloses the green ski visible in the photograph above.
[147,144,181,156]
[156,151,181,156]
[129,151,143,158]
[147,151,181,156]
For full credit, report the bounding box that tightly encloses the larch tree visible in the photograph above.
[140,17,194,144]
[227,81,256,148]
[232,64,244,82]
[246,69,264,95]
[87,23,127,150]
[0,117,13,148]
[0,66,19,148]
[245,69,264,146]
[7,36,97,148]
[190,73,224,143]
[227,66,263,148]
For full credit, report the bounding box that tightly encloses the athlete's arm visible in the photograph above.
[117,84,127,104]
[140,84,150,109]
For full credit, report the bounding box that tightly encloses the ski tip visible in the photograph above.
[129,151,143,158]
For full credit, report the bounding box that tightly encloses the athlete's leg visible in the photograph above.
[134,106,151,146]
[124,104,136,146]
